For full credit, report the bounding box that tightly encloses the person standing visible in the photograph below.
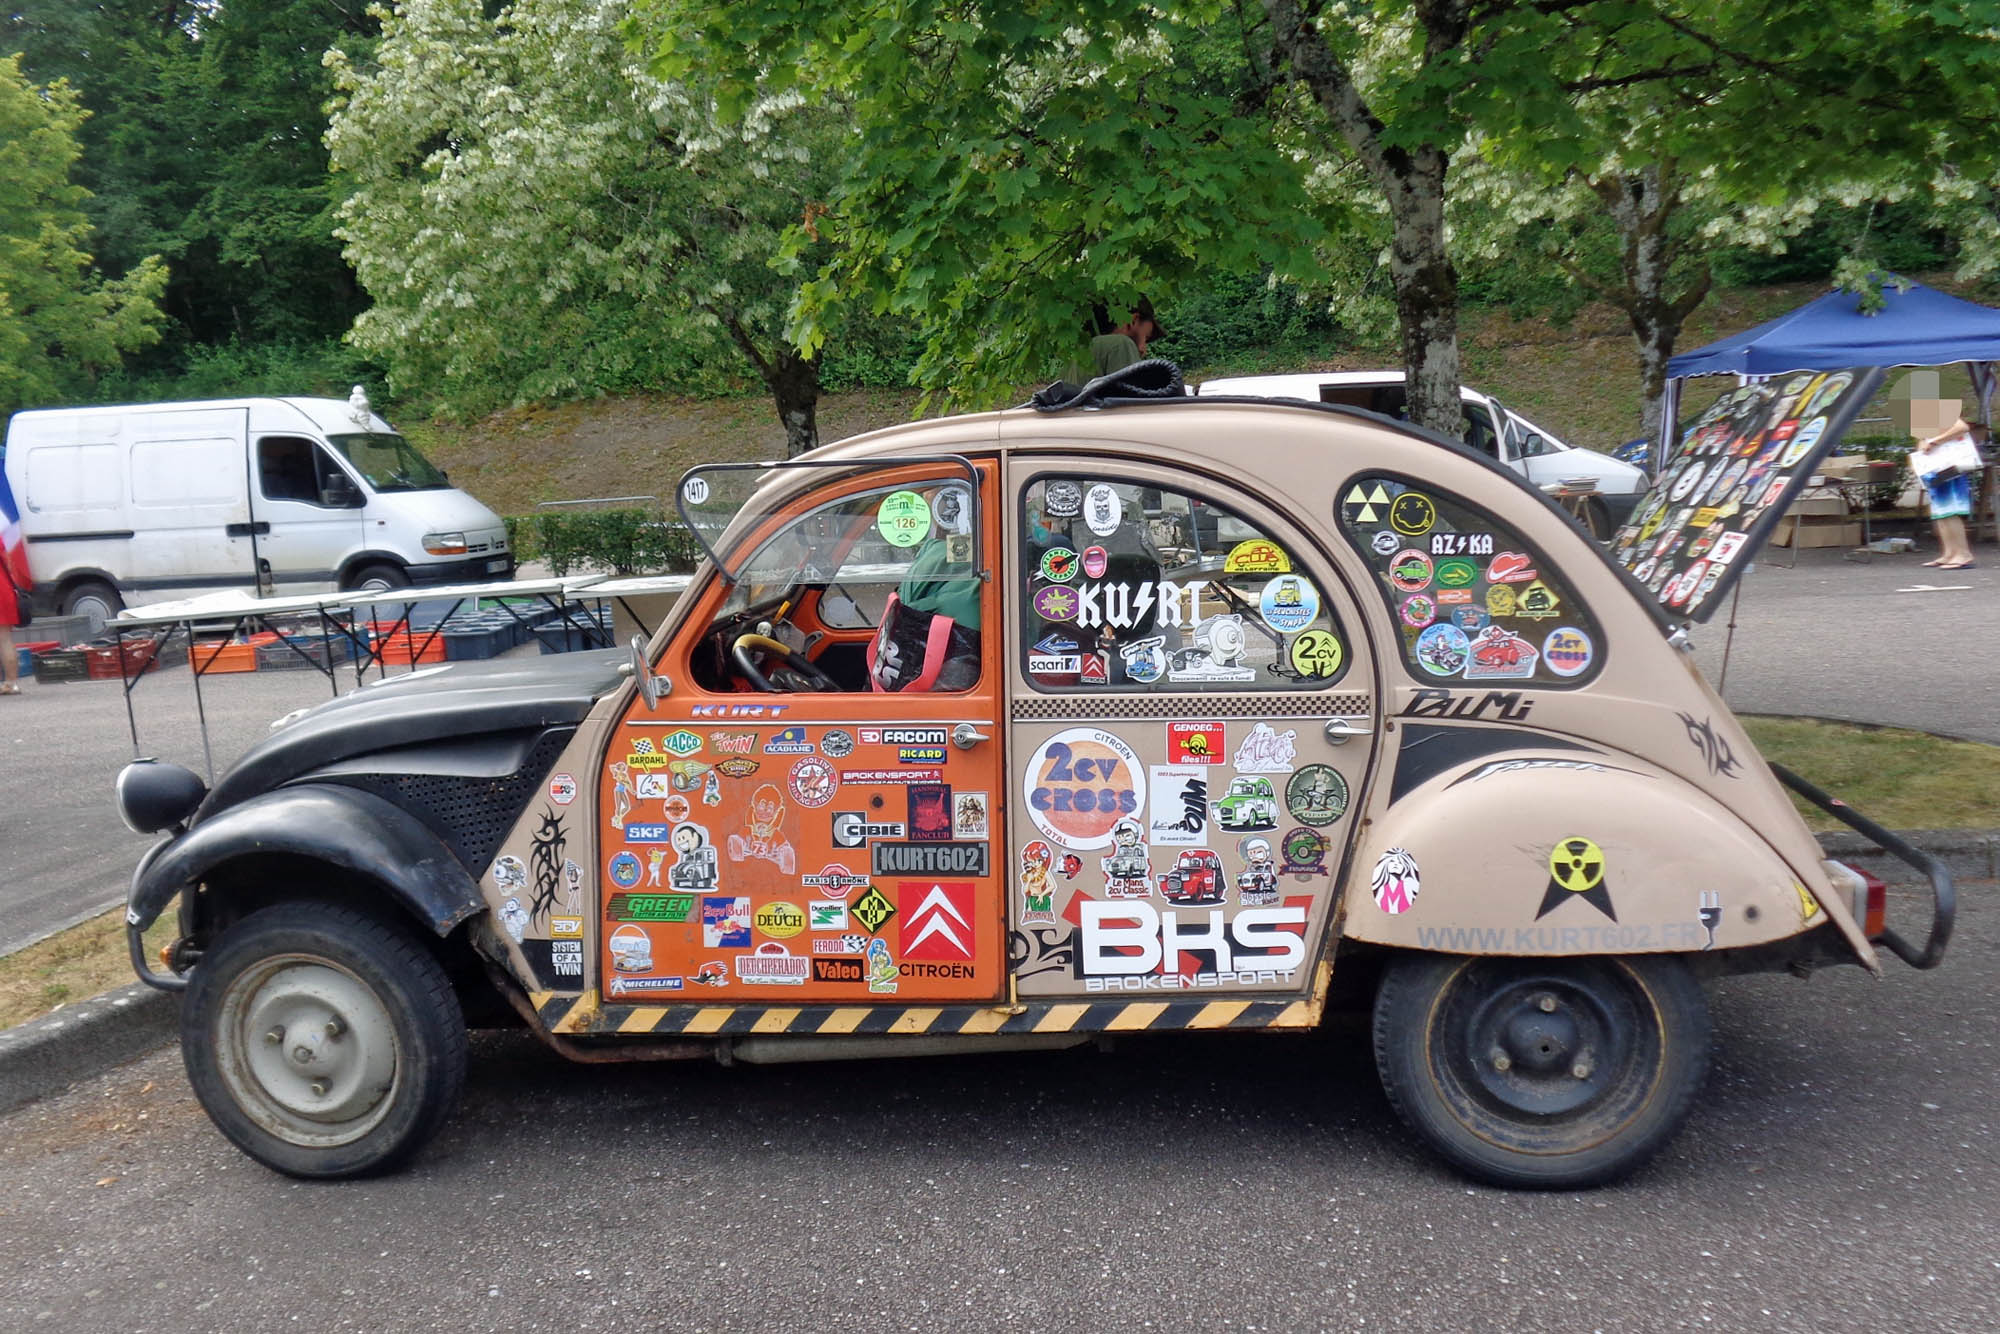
[1913,409,1985,570]
[0,462,32,694]
[1072,298,1165,381]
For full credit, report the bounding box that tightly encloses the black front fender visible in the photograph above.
[127,784,485,937]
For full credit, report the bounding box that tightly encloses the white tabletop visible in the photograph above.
[578,574,694,597]
[111,575,607,628]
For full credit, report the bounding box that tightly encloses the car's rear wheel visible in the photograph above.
[1373,953,1710,1189]
[61,578,123,636]
[182,902,467,1179]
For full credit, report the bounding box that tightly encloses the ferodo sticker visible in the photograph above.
[1024,727,1146,850]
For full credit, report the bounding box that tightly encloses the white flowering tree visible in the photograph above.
[327,0,841,455]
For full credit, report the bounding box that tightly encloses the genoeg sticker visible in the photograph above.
[1167,721,1225,765]
[1259,574,1320,633]
[1023,727,1146,850]
[877,490,932,547]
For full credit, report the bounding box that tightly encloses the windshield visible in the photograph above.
[325,432,449,492]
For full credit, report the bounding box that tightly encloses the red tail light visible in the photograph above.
[1855,867,1887,939]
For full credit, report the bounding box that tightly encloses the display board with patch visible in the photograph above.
[1611,368,1882,620]
[1338,475,1603,685]
[1020,477,1351,691]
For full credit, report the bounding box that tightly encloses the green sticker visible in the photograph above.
[1435,558,1478,588]
[877,491,932,547]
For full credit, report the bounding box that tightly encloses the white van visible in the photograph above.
[1196,370,1648,536]
[2,392,512,630]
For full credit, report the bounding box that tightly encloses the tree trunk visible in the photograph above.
[768,346,822,458]
[1384,147,1463,438]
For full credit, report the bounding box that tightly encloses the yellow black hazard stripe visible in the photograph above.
[529,976,1327,1040]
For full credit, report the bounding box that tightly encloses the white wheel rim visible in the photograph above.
[215,955,401,1148]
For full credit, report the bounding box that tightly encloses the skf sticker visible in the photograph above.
[1167,721,1225,765]
[1538,837,1615,921]
[1371,847,1420,915]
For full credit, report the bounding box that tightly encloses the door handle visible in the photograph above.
[225,521,271,537]
[1323,717,1373,745]
[951,722,990,750]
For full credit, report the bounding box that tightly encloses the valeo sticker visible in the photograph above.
[877,490,932,547]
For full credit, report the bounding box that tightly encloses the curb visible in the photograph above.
[0,828,1991,1115]
[0,981,179,1116]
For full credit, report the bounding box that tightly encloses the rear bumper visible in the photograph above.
[1772,763,1954,969]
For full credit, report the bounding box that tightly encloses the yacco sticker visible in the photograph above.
[1040,547,1080,583]
[1399,594,1436,628]
[661,730,702,756]
[1286,764,1349,826]
[1168,721,1225,765]
[1414,622,1469,677]
[899,882,977,960]
[1288,630,1344,680]
[1541,627,1594,677]
[1224,539,1291,574]
[1463,626,1539,679]
[1389,550,1434,593]
[877,490,932,547]
[547,773,577,805]
[1259,575,1321,634]
[1371,847,1420,915]
[1149,764,1210,847]
[1084,484,1123,536]
[1486,552,1536,584]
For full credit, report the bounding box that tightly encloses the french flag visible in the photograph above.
[0,463,30,599]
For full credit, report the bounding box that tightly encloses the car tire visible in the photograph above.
[1372,952,1710,1189]
[345,562,410,593]
[181,902,467,1179]
[1582,498,1613,542]
[61,578,123,635]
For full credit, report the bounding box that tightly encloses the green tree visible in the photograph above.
[0,55,167,413]
[328,0,844,454]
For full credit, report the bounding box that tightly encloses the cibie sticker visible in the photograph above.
[1084,484,1123,536]
[1258,575,1320,634]
[1541,626,1594,677]
[1023,727,1146,850]
[1371,847,1421,915]
[876,490,932,547]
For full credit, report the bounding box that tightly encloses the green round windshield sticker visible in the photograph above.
[877,490,932,547]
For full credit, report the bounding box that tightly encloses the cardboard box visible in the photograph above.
[1772,517,1862,548]
[1786,483,1851,518]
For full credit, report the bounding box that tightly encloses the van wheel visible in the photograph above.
[61,579,123,635]
[1582,498,1613,541]
[1372,953,1710,1189]
[181,902,467,1179]
[345,562,410,593]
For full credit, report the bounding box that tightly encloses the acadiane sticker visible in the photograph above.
[877,490,932,547]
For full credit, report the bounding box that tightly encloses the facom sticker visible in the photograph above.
[1023,727,1146,850]
[876,490,932,547]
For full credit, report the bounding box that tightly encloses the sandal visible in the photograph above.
[0,683,19,695]
[1923,558,1946,566]
[1939,560,1978,570]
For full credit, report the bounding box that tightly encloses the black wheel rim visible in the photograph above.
[1426,958,1664,1157]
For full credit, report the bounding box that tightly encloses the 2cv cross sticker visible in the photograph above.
[116,362,1949,1188]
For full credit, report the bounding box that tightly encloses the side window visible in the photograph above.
[1461,405,1501,459]
[258,436,325,504]
[1337,474,1603,686]
[1020,476,1350,691]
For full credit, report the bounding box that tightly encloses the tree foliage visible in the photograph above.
[328,0,846,454]
[0,55,167,413]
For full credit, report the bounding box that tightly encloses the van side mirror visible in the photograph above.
[320,476,363,508]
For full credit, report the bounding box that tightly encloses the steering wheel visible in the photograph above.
[731,633,841,693]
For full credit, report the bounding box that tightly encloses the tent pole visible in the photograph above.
[1717,581,1744,696]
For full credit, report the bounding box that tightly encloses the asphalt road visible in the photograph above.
[2,544,1994,954]
[0,882,1990,1332]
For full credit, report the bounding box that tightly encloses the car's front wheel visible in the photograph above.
[1372,953,1710,1189]
[181,902,467,1178]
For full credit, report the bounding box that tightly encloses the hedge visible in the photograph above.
[503,507,705,576]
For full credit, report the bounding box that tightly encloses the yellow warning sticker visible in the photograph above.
[1794,881,1822,921]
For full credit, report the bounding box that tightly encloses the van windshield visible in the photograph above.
[325,432,449,492]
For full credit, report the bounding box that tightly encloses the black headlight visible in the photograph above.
[115,759,207,834]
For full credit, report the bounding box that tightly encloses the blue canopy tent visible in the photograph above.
[1660,279,2000,473]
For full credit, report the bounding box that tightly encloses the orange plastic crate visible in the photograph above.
[194,640,259,674]
[378,635,446,665]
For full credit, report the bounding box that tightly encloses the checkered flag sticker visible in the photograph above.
[632,738,655,754]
